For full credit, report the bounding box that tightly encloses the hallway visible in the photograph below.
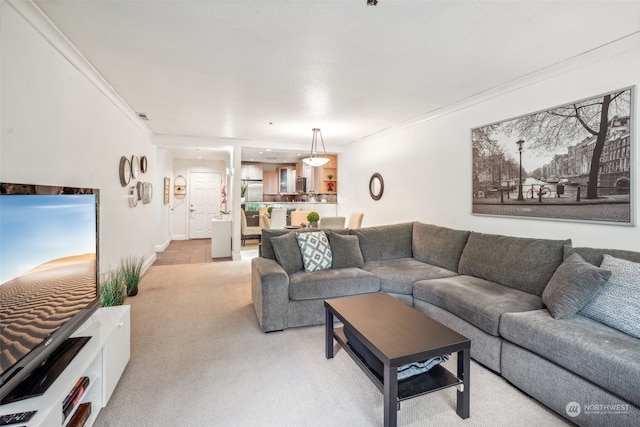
[154,239,259,265]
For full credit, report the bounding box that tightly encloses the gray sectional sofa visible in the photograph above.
[251,222,640,426]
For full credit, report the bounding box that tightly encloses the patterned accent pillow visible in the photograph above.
[580,254,640,339]
[296,231,333,272]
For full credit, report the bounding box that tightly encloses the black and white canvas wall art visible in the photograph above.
[472,87,634,224]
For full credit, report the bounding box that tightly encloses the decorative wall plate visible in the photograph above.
[128,185,138,207]
[119,156,131,187]
[131,155,140,179]
[136,181,144,200]
[140,156,148,173]
[142,182,153,204]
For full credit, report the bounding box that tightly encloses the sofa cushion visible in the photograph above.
[261,228,349,260]
[413,275,543,336]
[580,255,640,339]
[541,253,611,319]
[296,231,332,272]
[271,232,303,274]
[458,232,570,296]
[350,222,414,262]
[329,233,364,269]
[500,309,640,407]
[564,244,640,266]
[363,257,457,295]
[288,268,380,301]
[412,222,469,272]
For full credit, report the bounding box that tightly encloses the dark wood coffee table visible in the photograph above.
[325,293,470,427]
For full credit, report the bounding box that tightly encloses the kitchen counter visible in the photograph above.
[262,193,337,204]
[242,202,338,218]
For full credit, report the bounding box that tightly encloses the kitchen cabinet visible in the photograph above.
[278,166,296,193]
[263,170,278,194]
[241,163,263,180]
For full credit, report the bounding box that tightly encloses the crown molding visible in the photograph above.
[352,32,640,145]
[6,0,152,137]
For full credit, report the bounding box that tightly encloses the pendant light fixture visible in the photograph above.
[302,128,330,167]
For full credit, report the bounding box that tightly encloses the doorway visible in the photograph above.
[188,172,222,239]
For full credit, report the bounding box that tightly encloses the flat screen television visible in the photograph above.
[0,183,100,403]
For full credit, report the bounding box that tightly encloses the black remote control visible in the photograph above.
[0,411,37,426]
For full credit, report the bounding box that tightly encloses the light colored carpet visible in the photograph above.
[94,256,570,427]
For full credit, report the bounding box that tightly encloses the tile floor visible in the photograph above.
[154,238,259,265]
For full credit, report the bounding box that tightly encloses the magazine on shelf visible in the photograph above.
[66,402,91,427]
[62,376,90,419]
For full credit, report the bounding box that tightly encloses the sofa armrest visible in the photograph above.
[251,257,290,332]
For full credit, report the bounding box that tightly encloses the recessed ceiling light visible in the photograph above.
[266,149,271,151]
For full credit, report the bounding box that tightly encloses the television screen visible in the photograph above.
[0,183,99,402]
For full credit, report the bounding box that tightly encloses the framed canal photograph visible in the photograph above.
[472,87,634,224]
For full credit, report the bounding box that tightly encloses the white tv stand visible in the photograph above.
[0,306,131,427]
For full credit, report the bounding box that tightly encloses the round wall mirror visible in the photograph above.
[369,173,384,201]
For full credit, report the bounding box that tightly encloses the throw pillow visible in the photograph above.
[329,233,364,269]
[296,231,333,273]
[271,232,303,274]
[542,253,611,319]
[580,254,640,339]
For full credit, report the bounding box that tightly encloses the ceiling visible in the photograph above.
[32,0,640,163]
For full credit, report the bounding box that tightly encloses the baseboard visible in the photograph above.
[154,238,172,252]
[142,253,157,275]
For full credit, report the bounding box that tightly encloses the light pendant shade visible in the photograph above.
[302,128,330,167]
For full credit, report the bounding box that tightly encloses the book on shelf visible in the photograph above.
[66,402,91,427]
[62,376,90,419]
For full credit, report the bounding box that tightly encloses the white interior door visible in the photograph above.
[189,172,222,239]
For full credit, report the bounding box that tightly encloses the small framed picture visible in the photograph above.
[163,177,170,204]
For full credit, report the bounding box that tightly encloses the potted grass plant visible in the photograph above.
[307,211,320,227]
[100,268,127,307]
[121,255,145,297]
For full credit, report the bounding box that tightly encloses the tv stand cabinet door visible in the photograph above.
[103,306,131,404]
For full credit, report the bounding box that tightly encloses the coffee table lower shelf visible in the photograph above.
[334,327,463,402]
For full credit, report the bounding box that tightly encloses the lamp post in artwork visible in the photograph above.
[516,139,525,201]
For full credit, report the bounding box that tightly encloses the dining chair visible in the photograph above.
[290,210,310,227]
[269,208,287,229]
[318,216,346,229]
[348,212,364,229]
[259,214,272,230]
[241,209,262,246]
[258,206,269,227]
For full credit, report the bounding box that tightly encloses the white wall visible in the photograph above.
[1,4,158,272]
[154,148,173,251]
[339,35,640,251]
